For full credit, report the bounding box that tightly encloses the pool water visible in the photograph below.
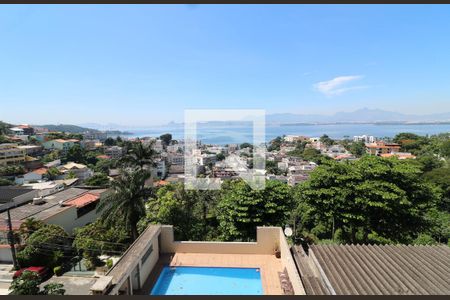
[150,266,263,295]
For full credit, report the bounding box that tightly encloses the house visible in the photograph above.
[8,127,24,136]
[284,135,308,143]
[104,146,124,159]
[197,154,217,166]
[166,144,183,153]
[167,153,184,166]
[17,145,43,156]
[23,156,44,172]
[80,140,99,151]
[380,152,416,159]
[0,144,26,166]
[365,141,401,156]
[292,244,450,295]
[42,139,79,152]
[44,159,61,169]
[288,174,310,186]
[15,168,48,185]
[353,134,375,143]
[0,186,38,212]
[155,159,167,179]
[17,125,35,136]
[0,188,107,263]
[59,162,93,180]
[83,131,107,141]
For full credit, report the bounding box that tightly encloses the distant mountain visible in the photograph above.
[39,124,99,133]
[77,123,127,131]
[266,108,450,124]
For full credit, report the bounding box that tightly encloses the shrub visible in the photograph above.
[413,234,438,245]
[106,258,113,269]
[53,266,63,277]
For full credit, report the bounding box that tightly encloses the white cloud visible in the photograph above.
[314,75,368,96]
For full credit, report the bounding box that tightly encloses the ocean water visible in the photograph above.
[116,123,450,145]
[150,266,263,295]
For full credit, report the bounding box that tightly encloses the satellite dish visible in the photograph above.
[284,226,293,237]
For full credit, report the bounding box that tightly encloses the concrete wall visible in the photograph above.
[43,205,99,234]
[139,235,159,288]
[0,246,13,263]
[160,226,280,255]
[104,226,161,295]
[278,229,306,295]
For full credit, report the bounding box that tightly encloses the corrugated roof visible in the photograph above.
[0,188,89,221]
[0,187,34,203]
[298,244,450,295]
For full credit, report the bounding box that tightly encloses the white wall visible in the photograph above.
[0,247,13,263]
[43,205,100,234]
[160,226,280,255]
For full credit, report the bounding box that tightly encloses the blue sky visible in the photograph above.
[1,4,450,126]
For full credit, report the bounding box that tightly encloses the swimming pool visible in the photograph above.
[150,266,263,295]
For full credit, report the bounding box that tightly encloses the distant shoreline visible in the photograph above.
[280,121,450,126]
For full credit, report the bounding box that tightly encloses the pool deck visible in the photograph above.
[141,253,284,295]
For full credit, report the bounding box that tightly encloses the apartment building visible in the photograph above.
[42,139,80,152]
[365,141,401,156]
[0,144,26,166]
[105,146,124,159]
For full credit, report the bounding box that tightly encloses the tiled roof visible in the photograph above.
[293,244,450,295]
[64,193,99,208]
[32,168,48,175]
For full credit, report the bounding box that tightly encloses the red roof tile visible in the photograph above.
[32,168,48,175]
[65,193,99,208]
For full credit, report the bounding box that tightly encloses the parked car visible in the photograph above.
[13,266,50,280]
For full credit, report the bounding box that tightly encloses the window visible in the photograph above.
[141,244,153,264]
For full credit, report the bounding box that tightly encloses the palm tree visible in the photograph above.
[96,168,150,241]
[120,139,157,171]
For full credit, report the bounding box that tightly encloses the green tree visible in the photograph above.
[240,142,253,149]
[267,136,283,151]
[295,156,438,244]
[9,271,65,295]
[120,140,157,171]
[144,183,220,240]
[96,169,150,241]
[73,220,129,269]
[0,178,13,186]
[217,180,294,241]
[18,218,45,243]
[41,150,60,163]
[103,137,116,146]
[349,141,366,157]
[84,173,110,187]
[64,144,85,163]
[159,133,172,146]
[441,139,450,157]
[417,155,444,172]
[413,234,438,245]
[17,224,71,268]
[9,271,40,295]
[266,160,282,175]
[45,167,60,180]
[319,134,334,147]
[41,283,66,295]
[216,152,225,161]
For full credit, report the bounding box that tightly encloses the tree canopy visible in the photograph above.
[294,156,439,244]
